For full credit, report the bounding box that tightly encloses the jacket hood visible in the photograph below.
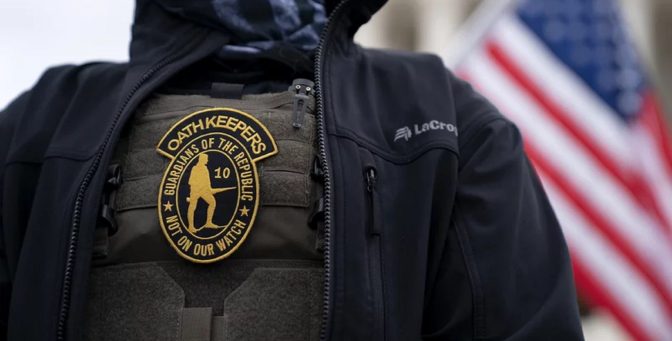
[127,0,387,66]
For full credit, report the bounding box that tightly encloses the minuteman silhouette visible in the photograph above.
[187,153,235,234]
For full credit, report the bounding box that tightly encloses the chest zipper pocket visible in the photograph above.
[363,150,386,340]
[366,167,382,235]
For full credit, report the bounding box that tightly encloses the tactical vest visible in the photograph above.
[84,86,324,341]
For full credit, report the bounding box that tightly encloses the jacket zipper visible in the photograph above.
[365,162,385,339]
[56,57,174,340]
[55,35,212,338]
[314,0,350,339]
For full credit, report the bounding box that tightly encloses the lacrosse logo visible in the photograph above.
[394,126,413,142]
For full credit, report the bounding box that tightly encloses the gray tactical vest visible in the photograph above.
[85,89,324,341]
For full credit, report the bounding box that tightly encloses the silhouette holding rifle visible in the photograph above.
[187,154,235,234]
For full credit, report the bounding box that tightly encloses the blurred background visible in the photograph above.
[358,0,672,121]
[2,0,672,340]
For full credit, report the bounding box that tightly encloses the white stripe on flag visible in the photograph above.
[491,16,635,170]
[542,176,672,340]
[491,13,672,237]
[493,15,672,232]
[634,124,672,230]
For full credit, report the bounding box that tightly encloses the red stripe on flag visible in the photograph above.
[487,41,672,234]
[571,256,653,341]
[640,91,672,178]
[522,142,672,317]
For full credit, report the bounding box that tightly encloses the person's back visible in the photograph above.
[0,0,584,340]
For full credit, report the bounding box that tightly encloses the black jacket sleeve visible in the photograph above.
[424,74,583,340]
[0,108,7,338]
[0,91,30,337]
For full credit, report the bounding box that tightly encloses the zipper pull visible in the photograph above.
[366,167,377,192]
[365,167,381,235]
[290,78,314,129]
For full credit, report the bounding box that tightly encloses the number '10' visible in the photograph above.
[214,167,231,179]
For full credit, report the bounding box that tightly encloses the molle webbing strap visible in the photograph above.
[114,92,316,211]
[84,260,323,341]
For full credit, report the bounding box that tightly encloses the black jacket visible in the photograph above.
[0,0,583,340]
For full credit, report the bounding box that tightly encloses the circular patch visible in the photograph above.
[156,108,277,263]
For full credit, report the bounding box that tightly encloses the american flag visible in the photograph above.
[448,0,672,339]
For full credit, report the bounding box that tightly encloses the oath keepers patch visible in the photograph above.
[156,108,278,263]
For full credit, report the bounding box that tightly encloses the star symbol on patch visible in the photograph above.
[163,201,173,212]
[239,206,250,217]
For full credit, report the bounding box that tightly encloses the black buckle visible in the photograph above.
[308,196,325,230]
[311,157,324,180]
[98,164,122,236]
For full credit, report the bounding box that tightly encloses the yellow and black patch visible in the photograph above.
[156,108,278,263]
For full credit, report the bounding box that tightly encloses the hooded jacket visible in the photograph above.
[0,0,584,340]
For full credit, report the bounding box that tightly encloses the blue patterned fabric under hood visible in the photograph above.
[154,0,327,56]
